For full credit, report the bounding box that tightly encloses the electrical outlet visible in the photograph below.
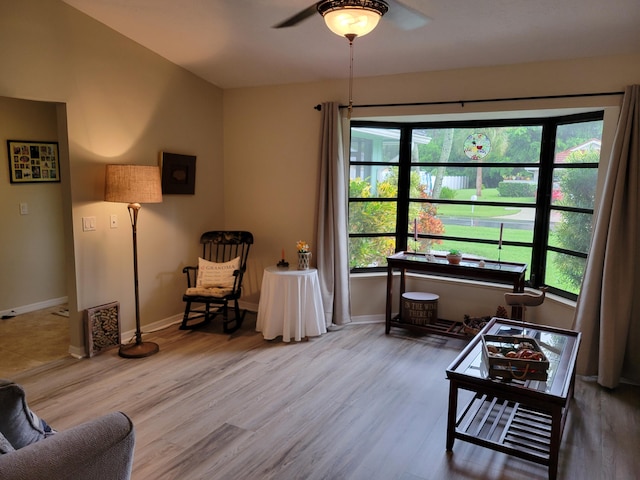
[110,214,118,228]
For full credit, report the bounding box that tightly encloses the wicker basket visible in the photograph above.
[463,306,509,336]
[481,334,549,381]
[463,315,490,336]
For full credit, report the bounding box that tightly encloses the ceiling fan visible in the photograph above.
[274,0,430,36]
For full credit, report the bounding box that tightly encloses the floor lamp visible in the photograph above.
[105,164,163,358]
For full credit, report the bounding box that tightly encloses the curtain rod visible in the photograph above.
[313,90,624,111]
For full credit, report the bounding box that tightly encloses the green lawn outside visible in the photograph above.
[431,227,566,291]
[435,188,535,217]
[431,226,532,272]
[425,188,568,291]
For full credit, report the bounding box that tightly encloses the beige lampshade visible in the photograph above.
[323,7,382,38]
[105,164,163,204]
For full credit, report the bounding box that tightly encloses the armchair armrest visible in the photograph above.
[183,265,197,288]
[231,266,246,291]
[0,411,135,480]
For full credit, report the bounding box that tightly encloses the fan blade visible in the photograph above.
[385,0,430,30]
[273,3,320,28]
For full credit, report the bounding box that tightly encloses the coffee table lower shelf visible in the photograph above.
[387,315,469,339]
[453,392,553,466]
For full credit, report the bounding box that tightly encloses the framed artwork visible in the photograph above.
[161,151,196,194]
[7,140,60,183]
[84,301,121,357]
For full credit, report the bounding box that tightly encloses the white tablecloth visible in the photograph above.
[256,266,327,342]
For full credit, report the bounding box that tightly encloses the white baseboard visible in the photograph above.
[68,345,85,359]
[240,300,259,313]
[1,297,68,318]
[119,313,184,344]
[119,302,258,341]
[349,314,386,324]
[107,302,260,357]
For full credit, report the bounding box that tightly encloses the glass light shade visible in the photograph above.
[323,8,382,38]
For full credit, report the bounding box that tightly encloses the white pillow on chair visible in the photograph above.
[196,257,240,288]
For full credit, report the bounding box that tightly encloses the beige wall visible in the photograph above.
[224,53,640,326]
[0,0,224,354]
[0,97,66,313]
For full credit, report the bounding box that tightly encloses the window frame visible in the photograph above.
[348,110,604,300]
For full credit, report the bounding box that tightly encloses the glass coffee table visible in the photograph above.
[445,317,581,480]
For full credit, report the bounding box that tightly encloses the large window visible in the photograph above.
[348,111,604,300]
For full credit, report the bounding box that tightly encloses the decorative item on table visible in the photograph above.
[277,248,289,268]
[401,292,439,326]
[504,287,547,324]
[446,249,462,265]
[482,334,549,381]
[463,305,508,336]
[296,240,311,270]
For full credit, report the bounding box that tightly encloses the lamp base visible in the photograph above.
[118,341,159,358]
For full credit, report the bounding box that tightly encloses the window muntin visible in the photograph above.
[543,119,602,295]
[349,113,604,300]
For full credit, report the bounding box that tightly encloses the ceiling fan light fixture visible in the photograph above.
[318,0,388,38]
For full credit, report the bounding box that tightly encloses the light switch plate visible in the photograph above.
[82,216,96,232]
[19,203,28,215]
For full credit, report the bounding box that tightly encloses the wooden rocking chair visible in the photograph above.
[180,231,253,333]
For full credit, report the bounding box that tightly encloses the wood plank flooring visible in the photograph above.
[9,313,640,480]
[0,304,69,377]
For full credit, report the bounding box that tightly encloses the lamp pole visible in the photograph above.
[118,202,159,358]
[105,164,162,359]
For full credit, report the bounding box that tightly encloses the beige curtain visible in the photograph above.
[316,102,351,326]
[573,85,640,389]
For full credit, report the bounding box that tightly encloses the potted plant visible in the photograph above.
[446,249,462,265]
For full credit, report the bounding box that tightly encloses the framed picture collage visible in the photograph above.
[7,140,60,183]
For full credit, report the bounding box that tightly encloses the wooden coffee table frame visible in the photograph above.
[445,318,581,480]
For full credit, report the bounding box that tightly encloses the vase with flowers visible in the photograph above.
[296,240,311,270]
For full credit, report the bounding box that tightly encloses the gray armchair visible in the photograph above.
[0,411,135,480]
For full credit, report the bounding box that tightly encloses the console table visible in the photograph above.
[445,318,581,480]
[385,252,527,336]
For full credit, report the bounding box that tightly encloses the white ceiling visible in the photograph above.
[62,0,640,90]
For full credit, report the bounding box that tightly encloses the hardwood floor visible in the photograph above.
[0,304,70,378]
[9,313,640,480]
